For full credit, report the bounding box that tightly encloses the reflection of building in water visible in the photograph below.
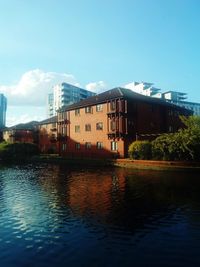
[67,171,126,217]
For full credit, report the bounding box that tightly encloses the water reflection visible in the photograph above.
[0,164,200,266]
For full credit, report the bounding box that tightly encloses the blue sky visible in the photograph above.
[0,0,200,126]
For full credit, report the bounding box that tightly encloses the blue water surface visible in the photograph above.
[0,164,200,267]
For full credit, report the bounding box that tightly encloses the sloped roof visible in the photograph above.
[59,87,192,113]
[5,121,39,130]
[37,116,57,125]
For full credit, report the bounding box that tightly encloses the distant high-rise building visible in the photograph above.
[47,93,54,118]
[0,94,7,128]
[125,81,200,116]
[124,81,161,98]
[47,83,96,117]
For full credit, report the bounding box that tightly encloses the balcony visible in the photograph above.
[51,127,57,132]
[50,137,57,143]
[107,130,126,139]
[57,134,67,141]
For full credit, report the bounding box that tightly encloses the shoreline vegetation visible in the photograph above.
[0,146,199,171]
[128,116,200,162]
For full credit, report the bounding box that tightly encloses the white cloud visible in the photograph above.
[85,81,108,93]
[6,114,44,127]
[0,70,109,126]
[6,106,46,127]
[0,69,80,106]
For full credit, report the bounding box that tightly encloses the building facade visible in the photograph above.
[47,83,96,117]
[57,88,192,159]
[162,91,200,116]
[125,82,200,116]
[0,94,7,128]
[3,121,38,144]
[38,116,58,153]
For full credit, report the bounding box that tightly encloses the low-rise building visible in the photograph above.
[37,116,58,153]
[57,87,192,158]
[3,121,38,144]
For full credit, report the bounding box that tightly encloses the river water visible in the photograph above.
[0,163,200,267]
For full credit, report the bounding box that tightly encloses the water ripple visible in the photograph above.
[0,164,200,266]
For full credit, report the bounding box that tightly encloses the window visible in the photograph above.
[169,126,173,132]
[85,142,92,149]
[96,104,103,112]
[75,125,80,133]
[85,124,91,131]
[62,143,67,151]
[96,122,103,130]
[110,120,116,131]
[97,142,103,149]
[75,109,80,116]
[61,127,66,135]
[110,101,116,111]
[85,106,92,113]
[111,141,118,151]
[75,143,80,150]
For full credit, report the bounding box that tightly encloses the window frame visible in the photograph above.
[75,143,81,150]
[111,141,118,151]
[75,125,80,133]
[75,109,80,116]
[96,104,103,112]
[85,124,91,131]
[85,142,92,149]
[97,142,103,149]
[96,122,103,130]
[85,106,92,114]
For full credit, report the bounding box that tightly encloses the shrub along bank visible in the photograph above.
[128,116,200,161]
[0,142,39,162]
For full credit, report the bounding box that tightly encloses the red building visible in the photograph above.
[2,121,38,144]
[38,116,58,153]
[57,88,192,158]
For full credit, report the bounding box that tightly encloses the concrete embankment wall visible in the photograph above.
[113,159,200,171]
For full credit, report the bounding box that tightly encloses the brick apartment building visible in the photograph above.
[3,121,38,144]
[37,116,58,153]
[57,87,192,158]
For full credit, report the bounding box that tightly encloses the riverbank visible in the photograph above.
[31,155,200,171]
[114,159,200,171]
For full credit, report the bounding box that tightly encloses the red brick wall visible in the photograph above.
[59,102,125,158]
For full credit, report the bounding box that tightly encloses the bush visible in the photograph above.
[128,140,152,160]
[0,142,39,161]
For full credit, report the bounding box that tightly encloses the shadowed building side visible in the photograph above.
[37,116,58,154]
[57,87,192,158]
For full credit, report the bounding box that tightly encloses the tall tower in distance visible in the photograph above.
[47,83,96,117]
[0,94,7,128]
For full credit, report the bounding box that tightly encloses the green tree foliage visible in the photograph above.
[152,116,200,161]
[0,142,39,162]
[128,140,152,160]
[129,116,200,161]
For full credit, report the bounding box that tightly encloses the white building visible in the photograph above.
[0,94,7,128]
[47,83,96,117]
[124,81,161,97]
